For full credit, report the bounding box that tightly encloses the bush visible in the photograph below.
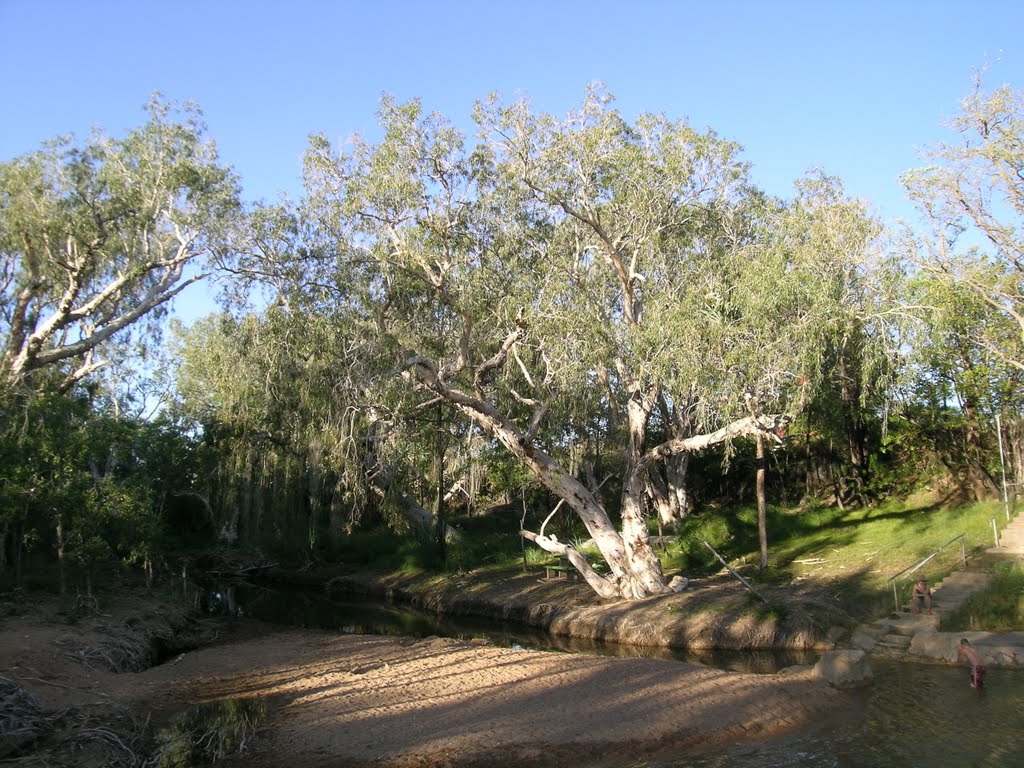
[675,514,733,570]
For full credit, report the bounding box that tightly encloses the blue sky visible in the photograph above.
[2,0,1022,318]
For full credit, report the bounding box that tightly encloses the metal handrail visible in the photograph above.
[703,540,768,604]
[885,533,967,612]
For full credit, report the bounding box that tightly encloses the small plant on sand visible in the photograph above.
[149,698,266,767]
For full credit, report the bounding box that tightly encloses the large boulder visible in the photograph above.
[813,649,874,688]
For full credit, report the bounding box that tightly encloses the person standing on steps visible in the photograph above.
[911,577,933,615]
[958,638,986,689]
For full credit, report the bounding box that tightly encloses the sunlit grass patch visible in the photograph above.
[940,561,1024,632]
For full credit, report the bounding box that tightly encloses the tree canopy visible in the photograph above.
[0,97,239,394]
[2,77,1023,602]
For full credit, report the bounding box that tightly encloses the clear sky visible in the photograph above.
[2,0,1022,318]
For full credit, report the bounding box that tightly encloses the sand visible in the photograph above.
[0,600,844,767]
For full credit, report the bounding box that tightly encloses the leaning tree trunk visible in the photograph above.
[410,364,661,599]
[405,340,785,599]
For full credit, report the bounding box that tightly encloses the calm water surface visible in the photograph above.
[647,660,1024,767]
[206,580,1024,767]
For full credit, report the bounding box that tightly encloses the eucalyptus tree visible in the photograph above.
[0,99,238,588]
[472,92,885,592]
[772,173,895,510]
[902,74,1024,375]
[0,97,239,394]
[901,271,1009,499]
[236,88,863,599]
[900,73,1024,497]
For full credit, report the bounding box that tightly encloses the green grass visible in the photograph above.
[670,494,1008,621]
[767,497,1000,582]
[940,562,1024,632]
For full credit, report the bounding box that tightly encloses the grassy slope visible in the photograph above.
[337,491,1018,644]
[672,493,1011,622]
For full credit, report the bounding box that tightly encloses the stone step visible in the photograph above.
[985,547,1024,557]
[942,569,993,580]
[931,593,974,604]
[879,633,912,647]
[934,578,991,591]
[873,634,913,656]
[934,586,981,597]
[934,582,990,595]
[935,581,989,592]
[893,611,940,630]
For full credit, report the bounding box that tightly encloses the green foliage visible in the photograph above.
[902,73,1024,375]
[674,514,733,570]
[326,528,443,572]
[0,96,239,390]
[941,562,1024,632]
[0,384,212,591]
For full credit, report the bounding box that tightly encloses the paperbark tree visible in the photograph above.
[230,89,859,599]
[902,72,1024,374]
[0,97,239,393]
[899,72,1024,500]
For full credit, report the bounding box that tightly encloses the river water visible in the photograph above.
[652,659,1024,767]
[204,581,1024,767]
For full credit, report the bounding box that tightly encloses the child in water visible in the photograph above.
[958,638,986,689]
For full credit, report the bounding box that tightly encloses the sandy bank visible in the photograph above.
[0,595,844,767]
[174,629,844,767]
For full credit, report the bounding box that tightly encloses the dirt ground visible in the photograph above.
[0,589,846,768]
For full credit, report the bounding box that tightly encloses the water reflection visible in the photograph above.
[199,580,816,672]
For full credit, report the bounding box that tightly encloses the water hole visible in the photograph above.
[200,580,1024,767]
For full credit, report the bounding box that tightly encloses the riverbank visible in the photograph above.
[278,556,1024,669]
[0,576,852,767]
[18,551,1024,767]
[300,563,856,652]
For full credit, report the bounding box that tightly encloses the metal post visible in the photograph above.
[992,517,1000,548]
[892,580,899,613]
[997,414,1011,521]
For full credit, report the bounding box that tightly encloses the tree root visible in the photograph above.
[0,675,149,766]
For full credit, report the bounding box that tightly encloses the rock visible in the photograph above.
[908,632,959,661]
[776,664,814,675]
[813,649,874,688]
[667,575,689,592]
[850,624,884,653]
[825,626,847,645]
